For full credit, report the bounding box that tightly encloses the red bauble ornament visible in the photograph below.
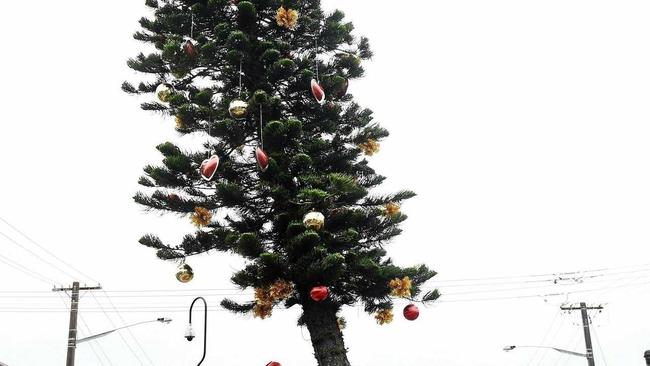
[265,362,281,366]
[200,155,219,181]
[256,147,269,172]
[403,304,420,321]
[311,79,325,105]
[183,39,197,58]
[310,286,329,302]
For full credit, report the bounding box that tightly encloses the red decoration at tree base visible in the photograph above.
[403,304,419,321]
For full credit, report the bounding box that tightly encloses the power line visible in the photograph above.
[79,315,114,366]
[88,292,146,366]
[428,262,650,284]
[591,318,609,366]
[0,229,75,283]
[0,251,55,286]
[0,216,98,283]
[97,290,156,366]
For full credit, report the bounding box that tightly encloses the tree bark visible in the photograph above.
[303,303,351,366]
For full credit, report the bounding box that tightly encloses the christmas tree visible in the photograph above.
[124,0,439,365]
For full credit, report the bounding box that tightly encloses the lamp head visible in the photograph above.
[503,346,516,352]
[157,317,172,324]
[184,324,195,341]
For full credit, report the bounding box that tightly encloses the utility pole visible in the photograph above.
[560,302,603,366]
[53,282,102,366]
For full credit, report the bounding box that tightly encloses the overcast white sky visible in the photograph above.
[1,0,650,365]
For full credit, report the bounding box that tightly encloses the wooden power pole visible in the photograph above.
[560,302,603,366]
[53,282,102,366]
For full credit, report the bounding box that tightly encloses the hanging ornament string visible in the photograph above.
[314,38,319,83]
[259,104,264,149]
[239,59,243,98]
[190,13,194,39]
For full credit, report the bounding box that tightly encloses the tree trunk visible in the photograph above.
[303,303,352,366]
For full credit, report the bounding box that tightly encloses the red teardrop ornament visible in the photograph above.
[310,286,329,302]
[199,155,219,181]
[256,147,269,172]
[266,362,281,366]
[403,304,420,321]
[311,79,325,104]
[183,39,197,58]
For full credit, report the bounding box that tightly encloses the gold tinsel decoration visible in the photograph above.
[337,317,347,330]
[384,202,401,217]
[253,302,273,319]
[253,280,294,320]
[269,280,294,301]
[175,115,185,129]
[359,139,380,156]
[255,287,274,305]
[375,309,394,325]
[190,207,212,228]
[276,6,298,29]
[389,276,412,298]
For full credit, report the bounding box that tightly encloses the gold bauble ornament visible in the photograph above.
[303,211,325,231]
[176,263,194,283]
[229,99,248,119]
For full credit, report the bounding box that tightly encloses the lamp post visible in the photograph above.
[77,317,172,344]
[186,297,208,366]
[504,345,587,358]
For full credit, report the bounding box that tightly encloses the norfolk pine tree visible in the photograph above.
[124,1,439,365]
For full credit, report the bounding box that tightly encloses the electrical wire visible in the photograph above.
[534,311,568,366]
[56,291,110,366]
[524,309,560,366]
[430,262,650,284]
[79,315,114,366]
[591,316,609,366]
[98,290,156,366]
[0,216,98,283]
[0,251,54,286]
[89,292,146,366]
[0,229,74,283]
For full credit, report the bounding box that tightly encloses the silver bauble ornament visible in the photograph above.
[156,83,174,103]
[303,212,325,231]
[229,100,248,119]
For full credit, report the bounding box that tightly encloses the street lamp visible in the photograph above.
[504,345,587,358]
[78,317,172,344]
[186,297,208,366]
